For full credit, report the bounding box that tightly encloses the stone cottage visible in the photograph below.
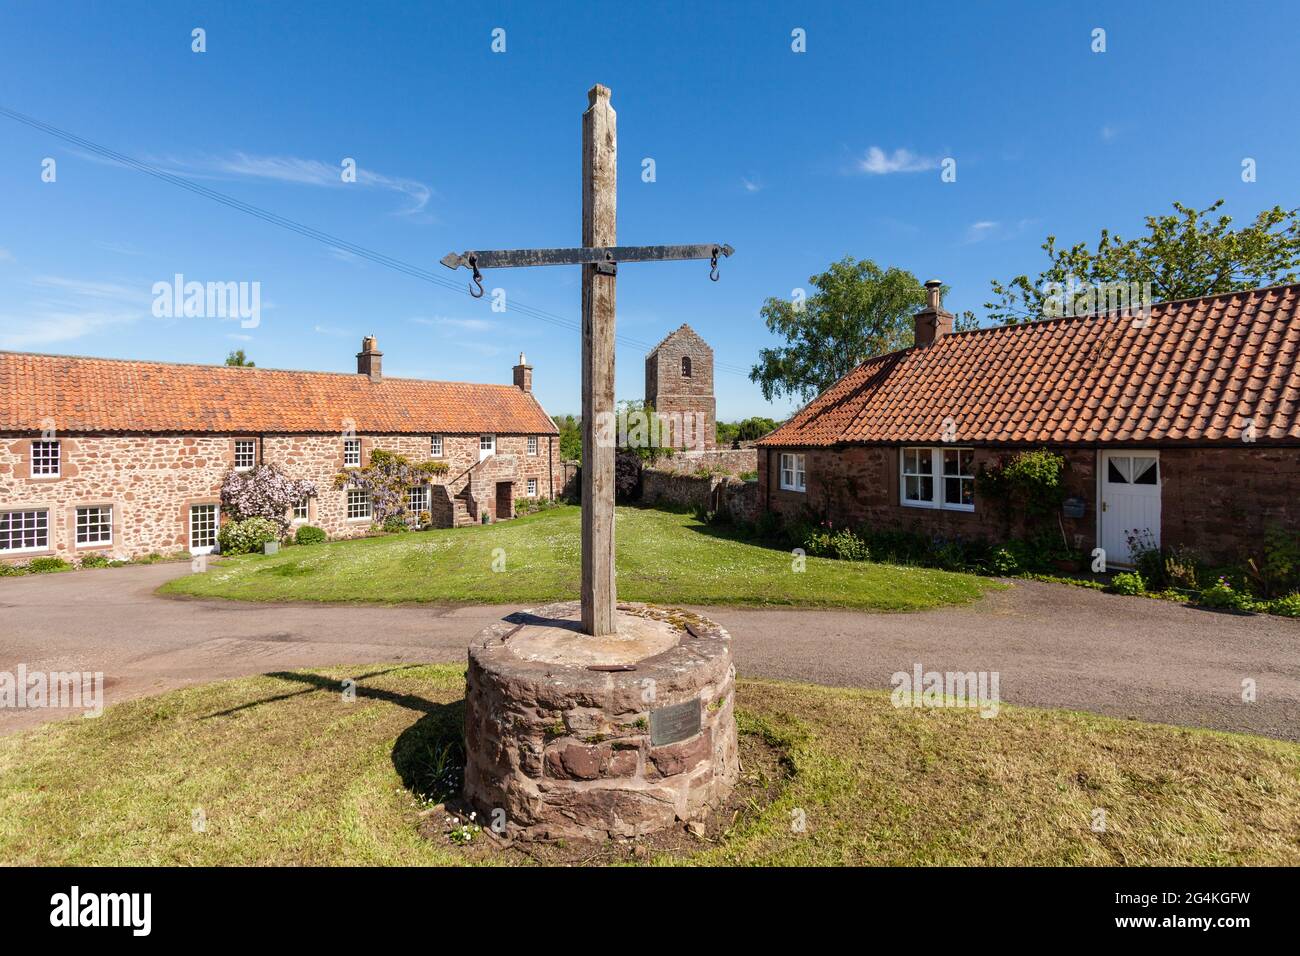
[756,281,1300,566]
[0,338,562,562]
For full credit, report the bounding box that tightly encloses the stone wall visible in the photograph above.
[646,448,757,477]
[0,430,564,562]
[757,443,1300,564]
[640,470,759,524]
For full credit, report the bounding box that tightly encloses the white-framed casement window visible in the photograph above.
[189,504,218,554]
[430,435,443,457]
[343,438,361,468]
[901,446,975,511]
[292,497,310,522]
[0,509,50,553]
[406,485,430,516]
[527,435,538,456]
[31,440,60,478]
[346,488,372,520]
[75,506,113,546]
[234,439,256,471]
[779,453,806,492]
[479,434,495,461]
[527,478,538,496]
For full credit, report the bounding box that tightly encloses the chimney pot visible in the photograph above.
[915,280,953,347]
[357,336,383,382]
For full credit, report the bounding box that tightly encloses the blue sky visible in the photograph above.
[2,0,1297,420]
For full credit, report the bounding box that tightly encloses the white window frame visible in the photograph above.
[527,478,538,497]
[0,509,50,554]
[75,505,113,547]
[343,438,361,468]
[430,435,443,457]
[291,497,310,522]
[346,488,372,521]
[406,485,430,516]
[779,453,806,492]
[900,446,975,512]
[527,435,538,456]
[31,440,60,478]
[479,434,495,461]
[189,504,218,555]
[233,439,256,471]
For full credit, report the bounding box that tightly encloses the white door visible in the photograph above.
[1099,451,1161,566]
[479,434,495,461]
[189,504,218,556]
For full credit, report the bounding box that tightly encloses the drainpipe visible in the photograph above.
[548,435,555,500]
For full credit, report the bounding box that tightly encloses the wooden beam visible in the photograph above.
[440,244,733,271]
[581,84,618,637]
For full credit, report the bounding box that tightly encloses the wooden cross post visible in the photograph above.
[580,84,618,635]
[440,84,733,638]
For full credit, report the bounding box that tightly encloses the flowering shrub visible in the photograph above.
[222,464,316,534]
[218,517,281,555]
[333,449,448,526]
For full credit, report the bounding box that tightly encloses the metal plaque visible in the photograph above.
[650,700,701,747]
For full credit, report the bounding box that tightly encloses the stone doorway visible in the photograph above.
[495,481,513,520]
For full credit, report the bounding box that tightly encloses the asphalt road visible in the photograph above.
[2,563,1296,740]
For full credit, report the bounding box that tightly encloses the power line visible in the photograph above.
[0,105,755,377]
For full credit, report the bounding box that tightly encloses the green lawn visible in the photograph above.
[159,505,996,610]
[2,664,1296,866]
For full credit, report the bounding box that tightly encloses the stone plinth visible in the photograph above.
[463,601,738,842]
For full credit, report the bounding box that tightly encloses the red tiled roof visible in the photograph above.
[0,351,559,435]
[758,284,1300,447]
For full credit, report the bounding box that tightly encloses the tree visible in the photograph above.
[225,349,255,367]
[986,200,1300,324]
[552,414,581,462]
[750,257,930,403]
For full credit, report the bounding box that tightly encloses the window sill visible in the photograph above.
[28,474,61,481]
[75,542,114,550]
[779,485,806,493]
[900,499,975,513]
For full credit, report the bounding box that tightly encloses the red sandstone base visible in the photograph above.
[463,601,739,842]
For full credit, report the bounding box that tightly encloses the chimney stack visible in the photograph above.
[512,351,533,392]
[914,279,954,347]
[357,335,383,382]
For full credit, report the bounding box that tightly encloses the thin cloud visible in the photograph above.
[0,248,14,263]
[964,220,1001,243]
[1100,124,1119,142]
[741,175,764,193]
[0,275,149,348]
[70,147,433,217]
[856,147,940,175]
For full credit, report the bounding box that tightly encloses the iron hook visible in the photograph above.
[469,256,485,298]
[709,247,720,282]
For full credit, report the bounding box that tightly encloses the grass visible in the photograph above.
[159,504,996,611]
[1,664,1297,865]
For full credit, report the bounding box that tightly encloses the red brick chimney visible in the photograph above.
[914,280,954,347]
[513,351,533,392]
[357,335,382,382]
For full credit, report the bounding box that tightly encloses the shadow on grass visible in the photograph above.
[201,666,469,805]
